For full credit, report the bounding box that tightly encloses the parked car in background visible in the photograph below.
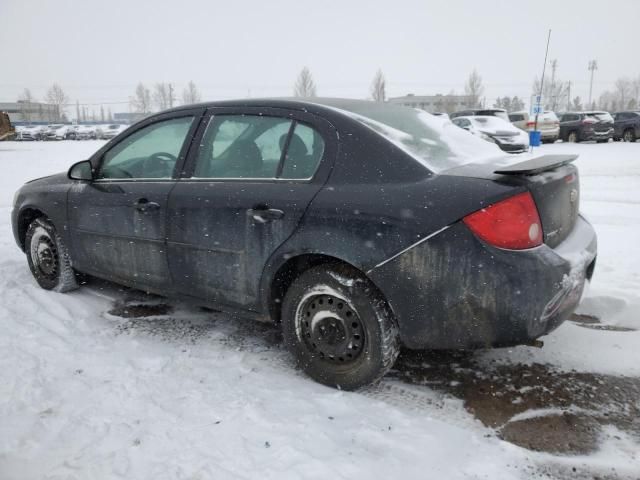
[509,110,559,143]
[44,124,75,140]
[450,108,509,122]
[559,111,614,143]
[97,124,128,139]
[11,98,596,389]
[74,125,98,140]
[19,125,47,141]
[613,111,640,142]
[452,115,529,153]
[14,125,26,140]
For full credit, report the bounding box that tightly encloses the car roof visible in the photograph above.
[164,97,378,114]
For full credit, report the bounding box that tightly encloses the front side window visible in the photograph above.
[194,115,325,180]
[98,116,194,179]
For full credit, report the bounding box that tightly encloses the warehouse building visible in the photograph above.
[0,101,61,123]
[388,93,476,114]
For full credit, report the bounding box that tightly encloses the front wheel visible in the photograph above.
[567,131,578,143]
[282,265,399,390]
[25,218,79,292]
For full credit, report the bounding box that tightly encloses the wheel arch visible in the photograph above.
[16,206,48,251]
[264,252,395,324]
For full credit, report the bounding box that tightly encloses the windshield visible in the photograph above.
[323,101,504,172]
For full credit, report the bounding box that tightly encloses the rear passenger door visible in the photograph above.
[166,107,337,310]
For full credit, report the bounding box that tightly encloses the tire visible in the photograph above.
[281,264,400,390]
[623,129,636,142]
[567,131,578,143]
[25,218,79,292]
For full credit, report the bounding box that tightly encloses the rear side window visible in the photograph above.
[193,115,325,180]
[561,114,578,122]
[509,114,525,122]
[195,115,291,178]
[280,123,325,179]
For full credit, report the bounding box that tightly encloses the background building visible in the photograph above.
[388,93,476,114]
[0,101,60,123]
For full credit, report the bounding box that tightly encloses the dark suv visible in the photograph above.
[559,111,614,143]
[613,111,640,142]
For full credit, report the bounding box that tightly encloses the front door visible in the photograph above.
[68,113,200,290]
[166,107,336,309]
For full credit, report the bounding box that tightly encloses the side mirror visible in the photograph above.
[68,160,94,181]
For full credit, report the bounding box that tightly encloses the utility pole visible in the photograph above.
[549,59,557,110]
[76,100,80,123]
[588,60,598,106]
[566,81,571,111]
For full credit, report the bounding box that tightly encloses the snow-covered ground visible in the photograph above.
[0,140,639,479]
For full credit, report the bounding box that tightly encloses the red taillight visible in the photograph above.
[582,118,596,125]
[463,192,543,250]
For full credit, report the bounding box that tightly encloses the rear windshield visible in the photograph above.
[323,101,504,173]
[477,110,509,122]
[470,117,510,129]
[585,112,614,122]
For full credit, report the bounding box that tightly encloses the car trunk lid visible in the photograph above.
[444,154,581,249]
[494,155,580,248]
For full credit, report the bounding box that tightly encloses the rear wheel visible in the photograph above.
[567,131,578,143]
[25,218,79,292]
[623,129,636,142]
[281,265,399,390]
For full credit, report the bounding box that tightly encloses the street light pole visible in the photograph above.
[588,60,598,107]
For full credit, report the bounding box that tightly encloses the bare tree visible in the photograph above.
[182,81,202,105]
[370,69,386,102]
[464,69,484,108]
[614,78,632,109]
[532,76,568,111]
[632,76,640,108]
[153,83,172,110]
[130,83,152,114]
[571,96,583,112]
[18,88,35,122]
[293,67,317,97]
[46,83,69,121]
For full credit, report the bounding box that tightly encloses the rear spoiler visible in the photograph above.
[494,154,578,175]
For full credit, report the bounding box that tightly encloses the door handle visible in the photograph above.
[133,198,161,213]
[247,206,285,222]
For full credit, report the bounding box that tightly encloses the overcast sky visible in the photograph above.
[1,0,638,114]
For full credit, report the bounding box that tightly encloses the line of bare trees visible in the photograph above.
[129,81,203,114]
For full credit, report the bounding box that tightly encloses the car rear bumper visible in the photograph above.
[581,128,614,141]
[368,216,597,350]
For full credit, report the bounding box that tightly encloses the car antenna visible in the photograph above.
[531,29,551,153]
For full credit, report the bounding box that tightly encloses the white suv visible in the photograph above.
[509,111,559,143]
